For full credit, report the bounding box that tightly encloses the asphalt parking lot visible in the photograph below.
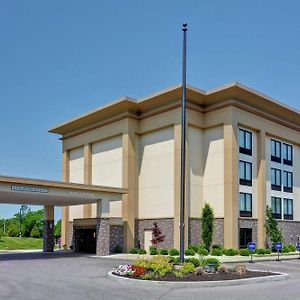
[1,252,300,300]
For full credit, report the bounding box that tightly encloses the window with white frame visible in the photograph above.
[271,139,281,163]
[271,196,282,219]
[239,160,252,186]
[283,198,293,220]
[239,129,252,156]
[283,171,293,193]
[271,168,281,191]
[239,193,252,217]
[283,143,293,166]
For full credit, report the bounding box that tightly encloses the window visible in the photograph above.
[239,161,252,186]
[239,193,252,217]
[283,198,293,220]
[271,139,281,163]
[271,197,282,219]
[271,168,281,191]
[283,143,293,166]
[283,171,293,193]
[239,129,252,156]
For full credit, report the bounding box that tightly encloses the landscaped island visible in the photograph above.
[112,255,278,282]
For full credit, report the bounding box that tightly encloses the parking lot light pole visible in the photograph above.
[179,23,188,264]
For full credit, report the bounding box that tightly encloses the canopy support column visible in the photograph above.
[43,205,54,253]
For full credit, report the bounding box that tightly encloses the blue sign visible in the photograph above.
[248,242,256,251]
[275,242,283,251]
[296,243,300,251]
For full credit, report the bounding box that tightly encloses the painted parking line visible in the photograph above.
[249,261,300,273]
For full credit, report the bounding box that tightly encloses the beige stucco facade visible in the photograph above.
[50,82,300,251]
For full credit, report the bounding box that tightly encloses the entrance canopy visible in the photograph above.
[0,176,127,206]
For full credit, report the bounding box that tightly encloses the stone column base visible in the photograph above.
[43,220,54,253]
[96,218,110,256]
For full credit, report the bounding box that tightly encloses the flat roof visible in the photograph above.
[0,176,127,206]
[49,82,300,136]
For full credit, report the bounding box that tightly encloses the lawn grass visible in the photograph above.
[0,236,43,250]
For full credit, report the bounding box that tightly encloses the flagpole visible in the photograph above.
[180,23,187,264]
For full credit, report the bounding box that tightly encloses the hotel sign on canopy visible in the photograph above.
[11,185,49,193]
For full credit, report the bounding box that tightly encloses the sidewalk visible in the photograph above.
[97,252,300,263]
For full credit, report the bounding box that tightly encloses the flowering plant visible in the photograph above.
[113,265,134,276]
[113,264,145,277]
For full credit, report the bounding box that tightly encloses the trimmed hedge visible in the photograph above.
[211,248,222,256]
[223,248,238,256]
[184,257,201,267]
[239,249,250,256]
[198,248,209,256]
[184,248,196,256]
[169,248,179,256]
[159,249,169,255]
[129,248,139,254]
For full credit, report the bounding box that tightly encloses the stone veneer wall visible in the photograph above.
[135,218,174,249]
[188,218,224,246]
[278,220,300,244]
[110,225,123,253]
[67,221,74,249]
[43,220,54,252]
[96,218,110,256]
[238,218,258,244]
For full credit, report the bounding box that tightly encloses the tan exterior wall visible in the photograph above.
[138,127,174,219]
[203,126,224,218]
[68,147,84,221]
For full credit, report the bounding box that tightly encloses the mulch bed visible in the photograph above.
[113,270,279,282]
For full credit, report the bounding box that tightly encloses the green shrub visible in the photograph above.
[174,256,180,264]
[113,245,123,253]
[211,248,222,256]
[288,243,296,252]
[129,248,139,254]
[139,249,147,254]
[179,262,195,274]
[255,248,266,255]
[184,248,195,256]
[224,248,238,256]
[198,248,209,256]
[201,257,221,269]
[188,244,199,252]
[212,244,222,250]
[184,257,201,267]
[281,245,290,253]
[239,249,250,256]
[169,248,179,256]
[159,249,169,255]
[265,248,272,254]
[150,248,158,255]
[168,256,176,264]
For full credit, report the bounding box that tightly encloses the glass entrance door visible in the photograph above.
[239,228,252,248]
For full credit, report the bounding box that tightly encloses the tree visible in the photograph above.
[54,219,61,238]
[265,206,283,245]
[151,222,164,248]
[30,224,41,238]
[201,203,214,251]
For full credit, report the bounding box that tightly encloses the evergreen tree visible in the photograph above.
[265,206,283,244]
[201,203,214,251]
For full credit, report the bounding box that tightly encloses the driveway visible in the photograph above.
[0,252,300,300]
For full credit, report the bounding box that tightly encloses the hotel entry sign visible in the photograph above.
[11,185,49,193]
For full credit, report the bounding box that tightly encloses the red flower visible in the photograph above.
[131,265,145,277]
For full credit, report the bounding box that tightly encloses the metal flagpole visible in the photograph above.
[179,23,188,264]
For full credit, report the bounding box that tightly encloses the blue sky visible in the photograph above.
[0,1,300,218]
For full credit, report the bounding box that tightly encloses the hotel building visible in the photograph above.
[49,82,300,254]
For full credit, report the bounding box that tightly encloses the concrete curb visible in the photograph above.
[107,271,289,288]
